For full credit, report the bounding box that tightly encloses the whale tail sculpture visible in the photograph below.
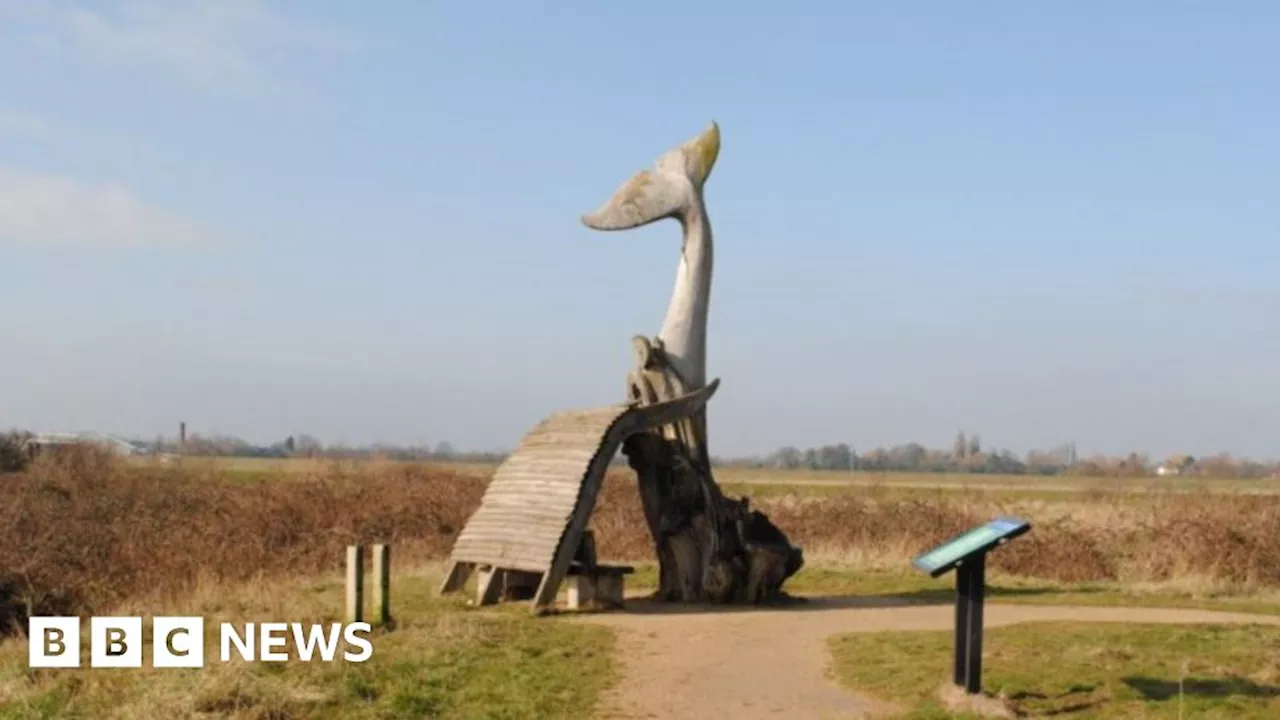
[439,121,800,612]
[582,121,804,605]
[582,121,720,232]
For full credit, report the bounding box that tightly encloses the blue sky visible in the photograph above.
[1,1,1277,460]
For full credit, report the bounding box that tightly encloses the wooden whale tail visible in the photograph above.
[581,121,720,232]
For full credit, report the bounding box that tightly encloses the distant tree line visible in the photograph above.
[4,426,1276,479]
[712,431,1280,479]
[134,433,507,464]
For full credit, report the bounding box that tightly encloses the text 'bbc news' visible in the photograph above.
[29,617,374,668]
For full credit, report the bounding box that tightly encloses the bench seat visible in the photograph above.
[565,564,634,609]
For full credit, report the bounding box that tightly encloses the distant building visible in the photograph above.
[1155,455,1196,477]
[25,432,146,458]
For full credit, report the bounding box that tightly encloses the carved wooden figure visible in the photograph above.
[583,122,804,603]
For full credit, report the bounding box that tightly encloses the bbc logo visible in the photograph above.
[29,616,373,668]
[30,617,205,668]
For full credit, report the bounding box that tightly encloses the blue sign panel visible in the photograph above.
[912,517,1031,578]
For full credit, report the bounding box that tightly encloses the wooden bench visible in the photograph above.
[562,530,634,609]
[565,563,634,609]
[469,531,634,610]
[438,380,720,614]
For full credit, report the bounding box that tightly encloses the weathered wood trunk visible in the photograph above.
[622,336,804,603]
[581,121,801,603]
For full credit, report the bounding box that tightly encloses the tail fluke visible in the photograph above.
[582,121,721,231]
[581,168,685,231]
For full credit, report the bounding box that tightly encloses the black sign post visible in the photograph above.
[912,517,1031,695]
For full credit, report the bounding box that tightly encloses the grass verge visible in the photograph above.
[829,621,1280,718]
[783,567,1280,616]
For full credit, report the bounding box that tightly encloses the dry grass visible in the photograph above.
[175,457,1280,495]
[591,476,1280,591]
[3,447,1280,637]
[0,564,615,719]
[0,447,484,632]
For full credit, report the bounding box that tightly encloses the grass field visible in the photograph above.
[172,455,1280,491]
[770,566,1280,616]
[830,622,1280,718]
[4,563,1277,719]
[0,567,614,720]
[18,450,1280,611]
[3,449,1278,717]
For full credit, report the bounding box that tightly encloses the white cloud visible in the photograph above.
[61,1,266,88]
[0,166,219,247]
[2,0,360,92]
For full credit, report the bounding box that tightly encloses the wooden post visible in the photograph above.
[372,543,391,626]
[476,566,503,606]
[346,545,364,623]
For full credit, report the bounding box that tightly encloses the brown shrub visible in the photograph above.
[589,478,1118,583]
[588,474,1280,587]
[1123,493,1280,586]
[0,430,31,473]
[587,474,655,560]
[3,454,1278,635]
[987,520,1119,583]
[0,446,484,633]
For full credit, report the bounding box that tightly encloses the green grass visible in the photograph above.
[721,480,1128,504]
[715,466,1280,495]
[718,478,1262,504]
[4,563,1279,719]
[0,574,615,720]
[790,567,1280,615]
[829,622,1280,718]
[617,564,1280,615]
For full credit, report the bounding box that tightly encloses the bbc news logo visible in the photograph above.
[29,617,373,668]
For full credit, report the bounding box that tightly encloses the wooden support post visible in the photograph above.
[438,561,473,594]
[596,574,624,607]
[567,575,596,610]
[372,543,391,626]
[475,566,503,606]
[346,545,364,623]
[574,530,598,571]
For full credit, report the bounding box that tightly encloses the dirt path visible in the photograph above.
[574,597,1280,719]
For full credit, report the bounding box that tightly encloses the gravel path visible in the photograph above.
[575,596,1280,719]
